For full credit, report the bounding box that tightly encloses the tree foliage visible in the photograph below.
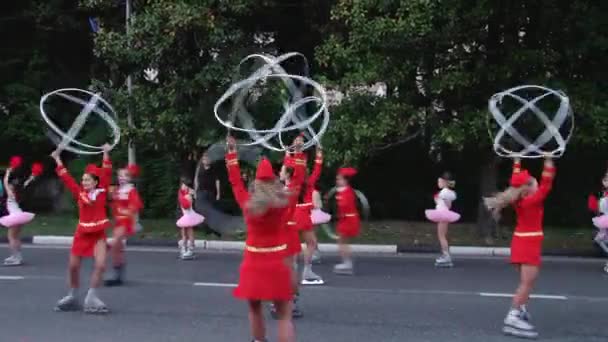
[317,0,608,165]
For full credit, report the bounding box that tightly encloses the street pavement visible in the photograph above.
[0,245,606,342]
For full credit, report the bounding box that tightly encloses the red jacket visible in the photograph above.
[290,153,323,228]
[111,184,143,220]
[56,157,112,234]
[178,188,193,210]
[512,161,555,235]
[226,152,305,251]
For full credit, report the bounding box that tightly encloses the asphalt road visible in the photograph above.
[0,246,606,342]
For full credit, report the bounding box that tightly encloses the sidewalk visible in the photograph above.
[2,235,605,258]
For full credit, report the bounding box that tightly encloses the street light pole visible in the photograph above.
[126,0,135,164]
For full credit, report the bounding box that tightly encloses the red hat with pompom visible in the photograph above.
[510,170,532,188]
[126,164,140,178]
[9,156,22,169]
[338,167,357,178]
[31,162,44,176]
[255,158,275,181]
[85,164,100,177]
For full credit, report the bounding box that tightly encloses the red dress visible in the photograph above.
[56,158,112,257]
[111,184,143,236]
[290,154,323,232]
[226,152,305,301]
[510,161,555,266]
[336,186,361,238]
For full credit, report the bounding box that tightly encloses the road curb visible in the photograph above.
[0,235,601,257]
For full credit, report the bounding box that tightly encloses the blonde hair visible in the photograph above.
[483,186,527,220]
[246,179,291,216]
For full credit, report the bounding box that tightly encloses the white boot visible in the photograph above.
[83,288,109,314]
[503,308,538,339]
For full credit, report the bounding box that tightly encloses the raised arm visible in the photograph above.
[100,144,112,189]
[512,157,521,175]
[225,137,249,209]
[51,150,81,199]
[3,169,14,199]
[527,158,555,204]
[308,148,323,188]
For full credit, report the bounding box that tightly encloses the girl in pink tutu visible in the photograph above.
[1,157,41,266]
[588,171,608,242]
[425,171,460,267]
[309,185,329,264]
[176,178,204,260]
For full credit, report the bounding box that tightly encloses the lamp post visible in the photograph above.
[126,0,135,164]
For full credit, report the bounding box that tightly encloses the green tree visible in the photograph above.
[317,0,608,232]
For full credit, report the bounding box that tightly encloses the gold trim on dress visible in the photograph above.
[79,219,110,227]
[513,231,544,237]
[245,244,287,253]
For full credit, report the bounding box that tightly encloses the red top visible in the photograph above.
[226,151,305,250]
[291,154,323,223]
[337,186,358,219]
[55,156,112,233]
[588,191,607,213]
[111,184,143,219]
[512,161,555,234]
[178,189,193,210]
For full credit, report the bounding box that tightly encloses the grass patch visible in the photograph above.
[17,215,598,254]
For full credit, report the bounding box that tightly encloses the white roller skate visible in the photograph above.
[434,253,453,268]
[3,254,23,266]
[83,290,109,314]
[333,260,354,275]
[301,266,325,285]
[54,294,80,312]
[503,309,539,339]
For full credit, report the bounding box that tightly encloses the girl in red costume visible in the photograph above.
[105,164,143,286]
[484,156,555,339]
[333,167,361,275]
[51,144,113,314]
[226,135,305,342]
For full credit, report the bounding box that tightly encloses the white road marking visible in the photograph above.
[193,282,237,288]
[0,276,24,280]
[479,292,567,300]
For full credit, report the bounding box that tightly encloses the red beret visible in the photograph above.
[85,164,101,177]
[126,164,140,178]
[338,167,357,178]
[255,158,275,181]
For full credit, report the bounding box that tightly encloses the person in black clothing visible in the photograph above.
[197,153,221,202]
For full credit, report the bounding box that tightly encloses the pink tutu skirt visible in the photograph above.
[425,209,460,223]
[176,212,205,228]
[311,209,331,225]
[0,212,35,228]
[592,215,608,229]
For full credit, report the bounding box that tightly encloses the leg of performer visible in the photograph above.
[55,254,82,311]
[187,226,196,257]
[291,255,302,318]
[334,235,354,275]
[301,230,323,284]
[84,239,109,313]
[6,225,23,265]
[274,300,295,342]
[105,226,126,286]
[503,264,539,338]
[248,300,266,342]
[179,228,187,259]
[435,222,453,267]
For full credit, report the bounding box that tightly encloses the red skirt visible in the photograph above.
[285,224,302,256]
[293,207,313,231]
[337,216,361,238]
[233,251,293,301]
[115,217,135,236]
[510,236,543,266]
[71,229,107,258]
